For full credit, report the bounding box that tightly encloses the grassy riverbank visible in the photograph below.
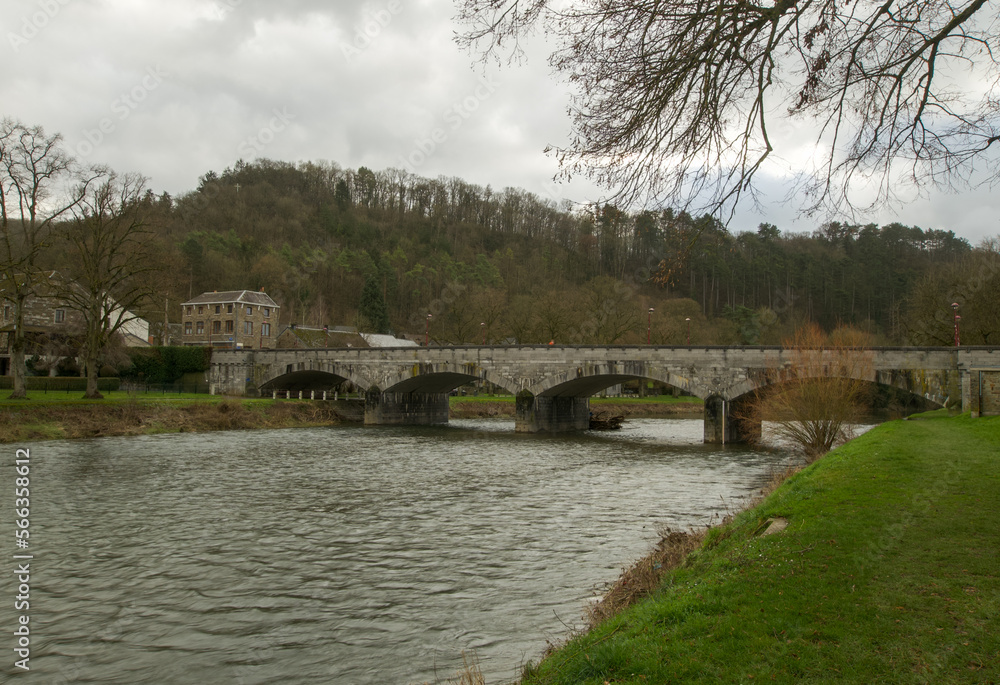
[519,411,1000,684]
[0,395,357,443]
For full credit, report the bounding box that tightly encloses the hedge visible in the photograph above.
[125,346,212,384]
[0,376,121,392]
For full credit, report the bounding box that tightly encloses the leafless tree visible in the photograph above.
[740,324,874,458]
[58,172,160,399]
[0,119,101,398]
[456,0,1000,218]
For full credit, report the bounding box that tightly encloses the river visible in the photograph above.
[5,418,795,684]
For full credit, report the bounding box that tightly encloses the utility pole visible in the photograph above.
[952,302,961,347]
[162,297,169,346]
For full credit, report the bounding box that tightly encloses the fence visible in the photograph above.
[0,377,217,394]
[0,377,121,392]
[119,381,212,395]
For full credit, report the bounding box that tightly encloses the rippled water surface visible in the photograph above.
[6,419,794,684]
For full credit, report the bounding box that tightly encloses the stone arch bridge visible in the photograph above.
[208,346,999,443]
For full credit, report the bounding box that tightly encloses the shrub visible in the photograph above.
[124,346,212,384]
[740,324,873,459]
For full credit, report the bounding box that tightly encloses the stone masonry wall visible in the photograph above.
[970,369,1000,417]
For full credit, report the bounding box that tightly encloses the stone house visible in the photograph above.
[0,270,152,374]
[1,273,86,339]
[181,289,280,349]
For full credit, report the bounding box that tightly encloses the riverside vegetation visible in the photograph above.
[0,393,354,443]
[514,412,999,685]
[0,393,703,443]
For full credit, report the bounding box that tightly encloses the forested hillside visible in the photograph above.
[48,158,997,346]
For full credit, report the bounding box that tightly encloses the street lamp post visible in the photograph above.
[647,307,654,344]
[425,313,432,346]
[685,317,691,346]
[952,302,961,347]
[481,322,486,345]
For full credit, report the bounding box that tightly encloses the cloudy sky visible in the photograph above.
[5,0,999,243]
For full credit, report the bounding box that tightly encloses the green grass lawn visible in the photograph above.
[523,413,1000,684]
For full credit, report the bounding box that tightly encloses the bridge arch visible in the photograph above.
[258,361,372,393]
[721,367,954,408]
[379,362,520,396]
[528,362,708,399]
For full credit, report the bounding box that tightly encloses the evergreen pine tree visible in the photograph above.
[359,275,390,334]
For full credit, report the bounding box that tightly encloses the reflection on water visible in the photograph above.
[6,419,794,684]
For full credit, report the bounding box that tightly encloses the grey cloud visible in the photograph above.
[2,0,996,241]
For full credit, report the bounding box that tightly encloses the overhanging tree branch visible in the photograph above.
[58,171,160,399]
[456,0,1000,218]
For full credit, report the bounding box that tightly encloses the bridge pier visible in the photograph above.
[515,391,590,433]
[704,395,760,444]
[363,389,450,426]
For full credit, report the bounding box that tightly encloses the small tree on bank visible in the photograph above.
[742,325,874,459]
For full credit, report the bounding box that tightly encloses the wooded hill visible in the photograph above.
[52,158,996,346]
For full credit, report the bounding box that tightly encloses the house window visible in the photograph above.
[197,306,204,315]
[186,306,192,315]
[225,320,234,333]
[54,309,66,323]
[212,321,221,334]
[227,304,233,313]
[196,321,204,334]
[3,305,10,320]
[263,307,270,317]
[261,323,270,337]
[215,305,221,314]
[244,321,253,335]
[245,306,253,316]
[184,322,192,335]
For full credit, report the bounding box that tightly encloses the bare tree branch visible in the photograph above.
[456,0,1000,219]
[0,118,103,398]
[58,171,161,398]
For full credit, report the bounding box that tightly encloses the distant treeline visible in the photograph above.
[43,158,998,346]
